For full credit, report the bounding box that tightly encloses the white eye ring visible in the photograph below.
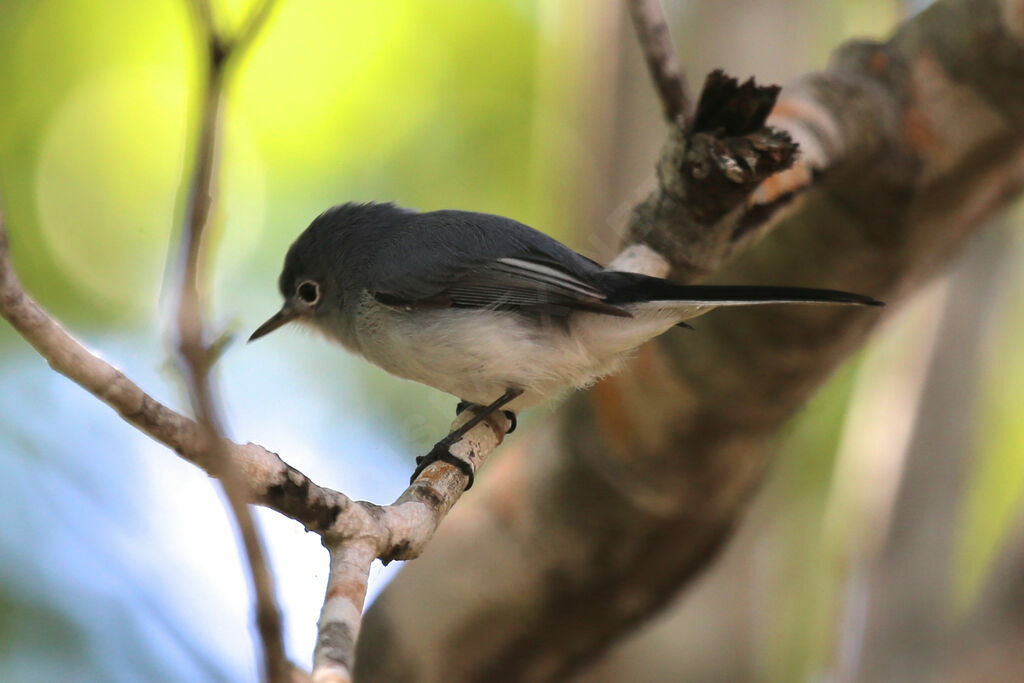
[297,280,320,305]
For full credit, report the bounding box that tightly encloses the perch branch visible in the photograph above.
[309,410,510,683]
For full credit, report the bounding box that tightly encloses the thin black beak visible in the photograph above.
[248,306,299,342]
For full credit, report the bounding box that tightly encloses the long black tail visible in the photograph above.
[600,271,883,307]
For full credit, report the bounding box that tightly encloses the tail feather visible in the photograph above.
[599,272,883,307]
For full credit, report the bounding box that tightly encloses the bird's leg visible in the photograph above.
[458,400,516,434]
[442,388,522,449]
[411,387,523,489]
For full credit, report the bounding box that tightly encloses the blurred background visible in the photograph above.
[1,0,1021,680]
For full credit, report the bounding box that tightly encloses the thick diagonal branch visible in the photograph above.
[356,0,1024,680]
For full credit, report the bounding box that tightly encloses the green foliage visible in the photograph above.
[0,0,552,328]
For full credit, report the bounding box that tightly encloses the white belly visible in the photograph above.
[348,295,691,409]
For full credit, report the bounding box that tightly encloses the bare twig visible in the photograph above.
[626,0,691,126]
[174,1,289,680]
[313,541,376,683]
[232,0,280,57]
[0,226,351,531]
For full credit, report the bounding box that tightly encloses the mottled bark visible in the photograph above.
[356,0,1024,680]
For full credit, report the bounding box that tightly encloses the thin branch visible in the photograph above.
[232,0,280,57]
[186,0,216,38]
[312,541,376,683]
[0,227,349,530]
[626,0,691,126]
[174,1,288,680]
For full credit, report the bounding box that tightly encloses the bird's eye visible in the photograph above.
[297,281,320,305]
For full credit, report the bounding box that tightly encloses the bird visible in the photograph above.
[250,202,882,486]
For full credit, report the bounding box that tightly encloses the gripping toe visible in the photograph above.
[410,439,474,490]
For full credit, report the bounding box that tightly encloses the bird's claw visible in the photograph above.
[410,438,474,490]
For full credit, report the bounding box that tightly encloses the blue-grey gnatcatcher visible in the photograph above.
[250,202,881,486]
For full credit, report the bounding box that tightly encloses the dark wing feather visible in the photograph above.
[368,211,630,317]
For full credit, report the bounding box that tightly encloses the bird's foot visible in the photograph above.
[411,389,523,490]
[410,436,474,489]
[457,402,516,434]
